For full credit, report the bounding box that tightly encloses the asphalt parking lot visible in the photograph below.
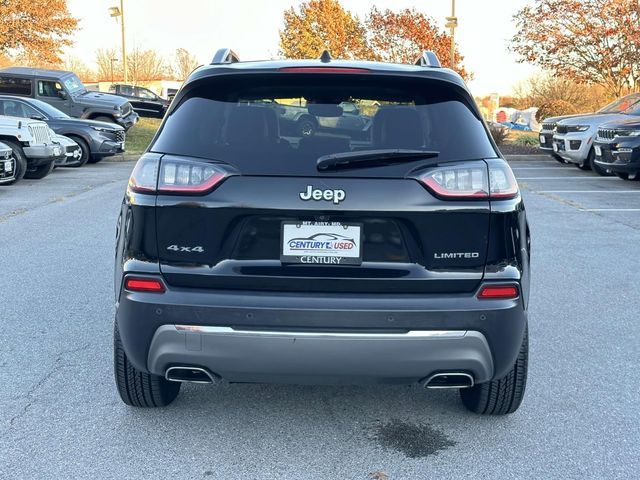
[1,156,639,479]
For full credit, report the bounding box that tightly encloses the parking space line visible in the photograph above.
[511,167,567,170]
[582,208,640,212]
[539,190,640,193]
[516,176,620,180]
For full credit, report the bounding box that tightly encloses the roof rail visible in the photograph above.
[415,51,441,68]
[211,48,240,65]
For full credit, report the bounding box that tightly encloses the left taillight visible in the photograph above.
[124,277,165,293]
[417,161,519,200]
[128,154,230,195]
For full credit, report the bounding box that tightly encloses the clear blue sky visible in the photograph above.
[66,0,539,96]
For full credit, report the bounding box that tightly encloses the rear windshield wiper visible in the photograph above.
[317,149,439,172]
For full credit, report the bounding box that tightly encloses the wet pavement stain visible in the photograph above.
[372,419,457,458]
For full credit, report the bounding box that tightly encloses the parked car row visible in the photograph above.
[539,93,640,180]
[0,67,132,185]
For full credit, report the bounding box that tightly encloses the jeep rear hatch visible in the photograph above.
[147,72,504,293]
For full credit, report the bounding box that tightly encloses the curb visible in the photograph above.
[504,154,551,161]
[104,154,140,162]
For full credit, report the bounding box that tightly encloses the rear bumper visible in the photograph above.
[116,282,527,384]
[148,326,494,384]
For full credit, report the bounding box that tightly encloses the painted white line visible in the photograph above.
[582,208,640,212]
[511,167,566,170]
[539,190,640,193]
[517,176,620,180]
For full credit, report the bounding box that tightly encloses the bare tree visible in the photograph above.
[127,48,168,83]
[174,48,199,80]
[96,48,122,82]
[63,56,97,82]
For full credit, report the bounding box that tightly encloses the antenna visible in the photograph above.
[320,50,332,63]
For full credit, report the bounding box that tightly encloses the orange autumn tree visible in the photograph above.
[366,7,470,80]
[0,0,78,65]
[279,0,372,60]
[279,1,470,80]
[512,0,640,96]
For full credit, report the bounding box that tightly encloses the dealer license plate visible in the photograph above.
[594,145,602,156]
[539,135,546,144]
[4,160,12,173]
[281,221,362,265]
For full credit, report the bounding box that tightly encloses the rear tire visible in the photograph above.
[24,159,55,179]
[114,321,181,407]
[460,325,528,415]
[67,136,90,167]
[297,116,317,137]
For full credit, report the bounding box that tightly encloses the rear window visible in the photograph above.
[0,76,32,96]
[152,74,497,176]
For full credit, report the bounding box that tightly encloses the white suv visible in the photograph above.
[0,115,61,182]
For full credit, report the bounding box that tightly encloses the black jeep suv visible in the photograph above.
[114,49,530,414]
[594,117,640,180]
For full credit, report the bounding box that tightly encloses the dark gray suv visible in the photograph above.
[0,67,138,130]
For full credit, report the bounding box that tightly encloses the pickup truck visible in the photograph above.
[108,84,169,118]
[0,115,61,182]
[0,67,139,130]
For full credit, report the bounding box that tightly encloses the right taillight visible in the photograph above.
[418,161,518,200]
[477,284,519,299]
[128,154,230,195]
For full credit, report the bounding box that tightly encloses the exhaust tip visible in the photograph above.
[424,372,474,389]
[165,366,217,384]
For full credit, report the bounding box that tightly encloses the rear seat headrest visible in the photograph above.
[372,107,424,149]
[226,106,279,145]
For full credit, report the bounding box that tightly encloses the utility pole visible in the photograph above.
[445,0,458,70]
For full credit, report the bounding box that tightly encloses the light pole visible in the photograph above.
[108,1,128,83]
[445,0,458,70]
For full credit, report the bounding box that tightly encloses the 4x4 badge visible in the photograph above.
[299,185,346,204]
